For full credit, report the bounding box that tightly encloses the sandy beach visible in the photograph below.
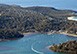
[60,32,77,37]
[23,31,77,37]
[23,32,40,35]
[67,16,77,21]
[23,32,35,35]
[46,45,52,49]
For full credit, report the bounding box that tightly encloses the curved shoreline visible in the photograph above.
[60,32,77,37]
[23,32,77,37]
[0,31,76,42]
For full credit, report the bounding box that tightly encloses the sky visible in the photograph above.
[0,0,77,10]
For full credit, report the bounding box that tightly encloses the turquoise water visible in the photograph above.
[73,17,77,19]
[0,0,77,10]
[0,33,77,54]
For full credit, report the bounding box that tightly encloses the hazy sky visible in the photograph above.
[0,0,76,10]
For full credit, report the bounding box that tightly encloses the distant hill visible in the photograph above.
[25,6,76,19]
[0,4,77,34]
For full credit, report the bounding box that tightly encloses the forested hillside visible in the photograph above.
[0,29,23,41]
[26,6,76,19]
[50,40,77,54]
[0,4,77,34]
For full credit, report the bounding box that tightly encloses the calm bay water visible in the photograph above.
[0,0,77,11]
[0,33,77,54]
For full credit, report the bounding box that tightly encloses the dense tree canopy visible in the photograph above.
[0,29,23,40]
[0,4,77,34]
[50,40,77,54]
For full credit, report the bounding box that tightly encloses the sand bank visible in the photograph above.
[23,31,77,37]
[67,16,77,21]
